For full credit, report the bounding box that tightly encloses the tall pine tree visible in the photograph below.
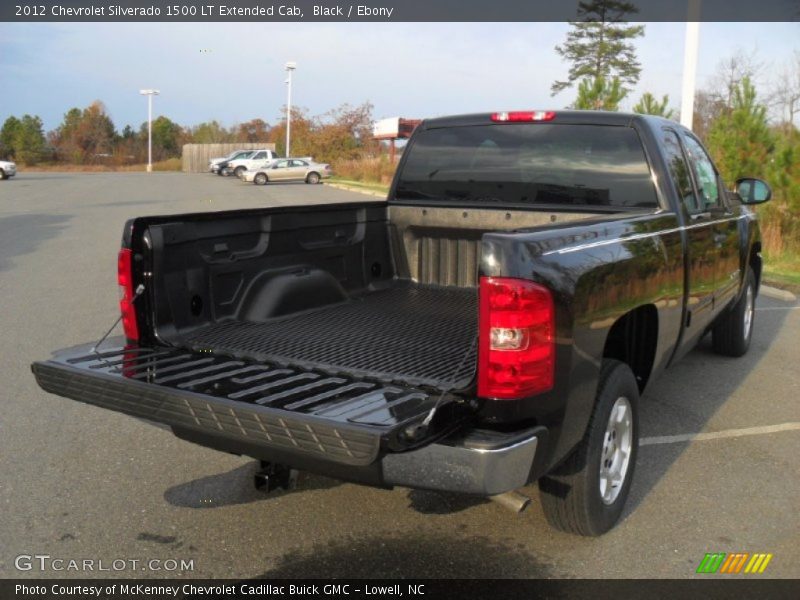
[0,116,21,158]
[14,115,46,164]
[0,115,46,164]
[552,1,644,97]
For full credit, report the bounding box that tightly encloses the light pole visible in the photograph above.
[139,89,160,172]
[284,61,296,158]
[680,0,701,129]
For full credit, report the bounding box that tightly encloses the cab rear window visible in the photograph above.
[394,123,659,210]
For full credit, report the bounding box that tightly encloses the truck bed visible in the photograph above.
[141,204,588,395]
[172,282,478,390]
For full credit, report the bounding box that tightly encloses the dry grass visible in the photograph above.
[331,156,397,185]
[761,219,785,257]
[148,158,183,171]
[760,208,799,258]
[23,158,182,172]
[756,208,800,289]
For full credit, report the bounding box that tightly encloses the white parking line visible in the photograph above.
[756,306,800,311]
[640,422,800,446]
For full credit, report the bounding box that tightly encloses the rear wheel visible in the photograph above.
[712,268,756,357]
[539,360,639,536]
[0,169,7,180]
[254,173,268,185]
[306,172,320,184]
[234,166,246,178]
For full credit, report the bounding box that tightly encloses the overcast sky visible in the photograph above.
[1,22,798,132]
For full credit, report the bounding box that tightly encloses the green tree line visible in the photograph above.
[0,100,378,167]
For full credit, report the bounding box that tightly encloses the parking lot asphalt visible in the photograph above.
[1,172,798,579]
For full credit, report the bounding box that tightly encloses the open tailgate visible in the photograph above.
[32,341,463,467]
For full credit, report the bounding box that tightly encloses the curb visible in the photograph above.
[760,285,797,303]
[325,182,387,199]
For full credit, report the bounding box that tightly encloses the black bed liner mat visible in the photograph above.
[174,283,478,390]
[32,342,467,465]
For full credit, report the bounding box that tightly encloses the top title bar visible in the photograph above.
[2,0,799,22]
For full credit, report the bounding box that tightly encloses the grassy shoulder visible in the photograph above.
[327,177,389,195]
[764,257,800,292]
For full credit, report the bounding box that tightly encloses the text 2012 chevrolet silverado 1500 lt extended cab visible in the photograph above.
[32,111,772,535]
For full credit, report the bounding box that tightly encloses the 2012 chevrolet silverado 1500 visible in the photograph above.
[32,111,772,535]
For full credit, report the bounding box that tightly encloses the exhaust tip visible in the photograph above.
[490,490,532,514]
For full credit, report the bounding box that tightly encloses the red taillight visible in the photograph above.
[478,277,554,399]
[117,248,139,341]
[491,111,555,122]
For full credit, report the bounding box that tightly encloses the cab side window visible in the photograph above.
[662,130,698,214]
[683,135,721,210]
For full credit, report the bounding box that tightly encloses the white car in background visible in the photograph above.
[242,158,332,185]
[0,160,17,180]
[228,149,284,178]
[209,150,254,174]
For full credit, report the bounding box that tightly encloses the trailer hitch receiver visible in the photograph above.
[254,461,298,493]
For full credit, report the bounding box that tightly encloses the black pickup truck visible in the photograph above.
[32,111,772,535]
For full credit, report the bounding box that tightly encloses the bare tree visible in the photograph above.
[706,48,763,107]
[692,90,727,140]
[768,51,800,129]
[693,49,764,139]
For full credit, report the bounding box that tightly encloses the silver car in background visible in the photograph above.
[242,158,332,185]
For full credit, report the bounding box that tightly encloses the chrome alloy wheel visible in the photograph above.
[599,396,633,505]
[743,284,754,341]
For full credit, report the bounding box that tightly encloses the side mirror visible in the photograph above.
[735,178,772,204]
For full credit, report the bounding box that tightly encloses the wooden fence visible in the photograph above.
[181,142,276,173]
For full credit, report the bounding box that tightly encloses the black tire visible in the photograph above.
[539,359,639,536]
[234,166,246,178]
[0,169,7,180]
[712,268,756,357]
[254,173,268,185]
[306,172,320,184]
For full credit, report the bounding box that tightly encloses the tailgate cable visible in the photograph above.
[412,334,478,438]
[90,284,146,366]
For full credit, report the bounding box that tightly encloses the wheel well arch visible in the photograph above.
[602,304,658,393]
[306,171,320,180]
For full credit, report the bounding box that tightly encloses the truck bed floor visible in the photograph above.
[175,283,478,390]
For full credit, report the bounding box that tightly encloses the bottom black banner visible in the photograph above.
[2,579,800,600]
